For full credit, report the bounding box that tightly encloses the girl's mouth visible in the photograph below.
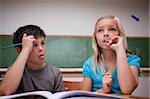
[103,40,109,43]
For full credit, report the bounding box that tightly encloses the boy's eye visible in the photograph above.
[41,41,45,45]
[34,43,38,47]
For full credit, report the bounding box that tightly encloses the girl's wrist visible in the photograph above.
[96,88,111,94]
[96,88,104,93]
[115,46,126,55]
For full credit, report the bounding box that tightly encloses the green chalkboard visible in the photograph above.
[0,36,18,68]
[127,37,149,67]
[0,35,149,68]
[0,36,93,68]
[45,37,93,68]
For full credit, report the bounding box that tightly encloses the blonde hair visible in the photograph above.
[92,15,131,74]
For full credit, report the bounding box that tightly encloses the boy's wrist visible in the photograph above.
[21,48,31,54]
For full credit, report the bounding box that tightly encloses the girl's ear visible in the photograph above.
[16,47,21,53]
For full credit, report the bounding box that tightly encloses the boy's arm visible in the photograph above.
[0,34,35,95]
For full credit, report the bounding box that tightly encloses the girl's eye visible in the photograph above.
[109,28,116,31]
[97,29,103,33]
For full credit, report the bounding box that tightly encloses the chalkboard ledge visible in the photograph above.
[140,67,150,71]
[0,67,149,78]
[60,68,82,77]
[140,67,150,77]
[0,68,83,78]
[60,68,82,72]
[0,68,83,72]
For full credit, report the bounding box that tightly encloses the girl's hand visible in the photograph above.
[22,33,35,53]
[102,72,113,93]
[107,36,124,52]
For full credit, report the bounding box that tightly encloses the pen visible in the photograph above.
[1,43,22,49]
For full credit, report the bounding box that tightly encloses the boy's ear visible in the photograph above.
[16,47,21,53]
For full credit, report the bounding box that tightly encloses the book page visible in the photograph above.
[52,90,124,99]
[0,91,52,99]
[0,90,124,99]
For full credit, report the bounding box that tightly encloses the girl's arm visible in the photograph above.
[116,47,139,94]
[96,72,113,94]
[81,77,92,91]
[0,34,35,95]
[109,36,139,94]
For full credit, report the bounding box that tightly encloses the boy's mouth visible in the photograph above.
[39,54,44,59]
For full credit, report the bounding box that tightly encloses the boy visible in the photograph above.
[0,25,64,95]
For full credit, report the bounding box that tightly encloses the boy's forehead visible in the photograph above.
[35,37,45,42]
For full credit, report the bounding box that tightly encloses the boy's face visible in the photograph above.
[27,37,45,66]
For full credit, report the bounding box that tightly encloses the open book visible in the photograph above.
[0,90,124,99]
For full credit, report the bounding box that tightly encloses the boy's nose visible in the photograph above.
[38,45,44,51]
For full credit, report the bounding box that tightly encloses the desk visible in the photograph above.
[114,94,149,99]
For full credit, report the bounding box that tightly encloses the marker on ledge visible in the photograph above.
[1,43,22,49]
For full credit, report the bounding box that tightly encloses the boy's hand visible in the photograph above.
[22,33,35,53]
[102,72,113,93]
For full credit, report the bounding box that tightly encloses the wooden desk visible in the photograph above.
[114,94,149,99]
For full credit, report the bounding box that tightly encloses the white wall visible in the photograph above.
[0,0,2,33]
[132,77,150,97]
[0,0,149,36]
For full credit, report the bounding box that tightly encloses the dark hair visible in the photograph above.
[13,25,46,48]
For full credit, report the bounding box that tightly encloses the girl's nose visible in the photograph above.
[103,31,109,37]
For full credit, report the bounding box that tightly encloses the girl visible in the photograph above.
[81,15,141,94]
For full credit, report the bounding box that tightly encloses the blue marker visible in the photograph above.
[131,15,140,22]
[1,43,22,49]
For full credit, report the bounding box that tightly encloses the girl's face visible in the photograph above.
[27,37,45,66]
[95,19,119,50]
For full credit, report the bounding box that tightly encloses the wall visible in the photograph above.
[0,0,2,66]
[0,0,1,30]
[0,0,149,37]
[132,76,150,97]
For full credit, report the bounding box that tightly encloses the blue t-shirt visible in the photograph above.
[82,55,141,94]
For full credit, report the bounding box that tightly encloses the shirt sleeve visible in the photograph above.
[82,59,92,78]
[54,70,65,93]
[128,55,141,68]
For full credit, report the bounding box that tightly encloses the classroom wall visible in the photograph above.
[0,2,1,32]
[0,0,149,37]
[132,76,150,97]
